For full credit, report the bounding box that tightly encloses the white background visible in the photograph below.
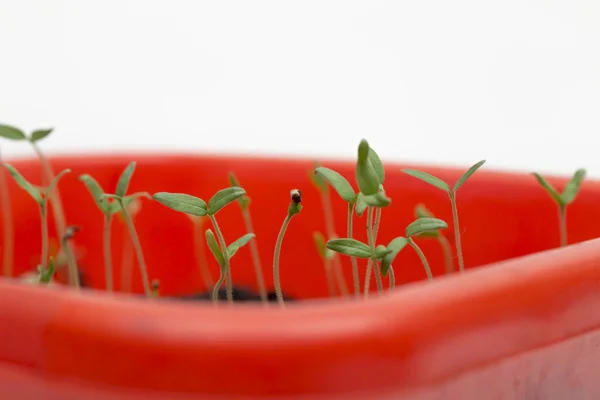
[1,1,599,177]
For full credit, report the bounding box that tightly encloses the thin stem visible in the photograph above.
[40,206,48,268]
[559,204,567,247]
[241,209,267,302]
[192,216,213,289]
[103,213,114,292]
[363,258,373,299]
[389,265,395,289]
[120,225,134,292]
[449,192,465,273]
[211,272,226,303]
[325,257,336,297]
[374,260,383,293]
[372,207,383,294]
[438,234,454,275]
[63,235,80,289]
[32,142,79,285]
[208,215,232,304]
[273,215,292,307]
[118,199,150,296]
[0,161,14,277]
[408,237,433,281]
[347,203,360,298]
[321,186,349,297]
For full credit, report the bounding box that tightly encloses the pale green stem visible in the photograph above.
[374,260,383,293]
[363,258,373,299]
[372,207,383,293]
[242,209,267,302]
[348,203,360,298]
[273,215,292,307]
[321,188,349,297]
[118,199,150,296]
[208,215,232,304]
[449,192,465,273]
[559,204,567,247]
[40,206,48,269]
[103,213,114,292]
[389,265,395,289]
[438,234,454,275]
[409,237,433,281]
[211,272,226,303]
[193,217,213,289]
[364,206,377,298]
[62,235,80,289]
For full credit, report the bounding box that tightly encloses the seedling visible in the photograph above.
[406,217,449,280]
[100,162,152,296]
[414,203,454,275]
[533,169,586,247]
[273,189,303,307]
[315,139,390,298]
[309,163,349,297]
[3,163,70,279]
[229,172,268,302]
[152,186,253,304]
[402,160,486,273]
[80,173,144,292]
[0,124,77,280]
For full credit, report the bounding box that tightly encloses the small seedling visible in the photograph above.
[0,124,76,277]
[533,169,586,247]
[402,160,485,273]
[153,186,253,304]
[3,163,70,278]
[405,217,449,280]
[80,173,144,292]
[100,162,152,296]
[414,203,454,275]
[273,189,303,307]
[229,172,267,303]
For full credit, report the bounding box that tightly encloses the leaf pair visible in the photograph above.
[153,187,246,217]
[533,169,586,207]
[402,160,486,195]
[4,164,70,207]
[0,124,53,143]
[356,139,385,196]
[80,174,148,216]
[228,172,251,210]
[205,230,255,269]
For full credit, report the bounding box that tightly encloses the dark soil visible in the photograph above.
[176,285,295,302]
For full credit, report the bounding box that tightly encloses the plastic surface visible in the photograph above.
[0,153,600,399]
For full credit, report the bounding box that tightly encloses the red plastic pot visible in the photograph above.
[1,153,600,399]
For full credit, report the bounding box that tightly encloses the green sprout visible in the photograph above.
[533,169,586,247]
[186,214,214,291]
[309,162,349,297]
[414,203,454,275]
[402,160,485,273]
[313,231,336,296]
[0,124,77,281]
[38,256,56,284]
[80,173,145,292]
[314,139,389,299]
[3,163,70,281]
[61,225,81,288]
[228,172,268,303]
[101,162,152,296]
[273,189,303,307]
[405,217,449,280]
[153,187,253,304]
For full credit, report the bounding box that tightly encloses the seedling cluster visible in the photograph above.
[0,123,588,306]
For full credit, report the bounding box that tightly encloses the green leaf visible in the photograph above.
[227,233,255,259]
[533,173,563,205]
[3,163,43,204]
[381,237,408,276]
[453,160,486,192]
[368,147,385,184]
[79,174,109,214]
[355,139,380,196]
[406,217,448,238]
[373,244,392,260]
[415,203,433,219]
[228,171,240,187]
[355,193,368,217]
[43,169,71,206]
[30,128,53,142]
[362,190,391,207]
[152,192,208,216]
[313,231,327,260]
[326,238,372,259]
[314,167,355,203]
[0,124,27,140]
[402,169,450,192]
[115,161,136,198]
[228,172,250,210]
[309,162,329,193]
[562,168,586,205]
[208,187,246,215]
[205,228,224,266]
